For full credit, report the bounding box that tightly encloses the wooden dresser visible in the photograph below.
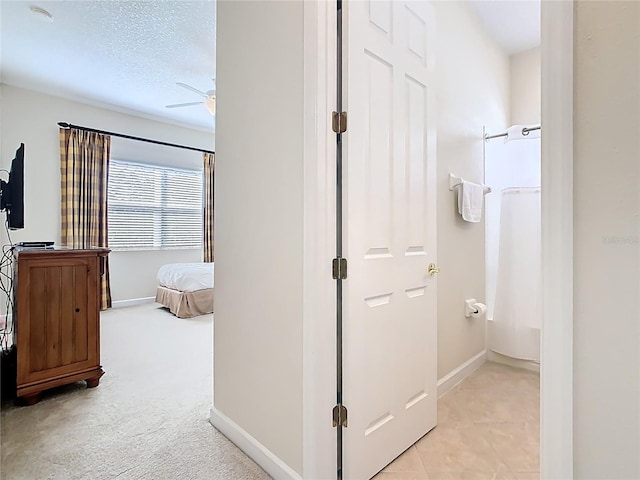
[14,247,110,404]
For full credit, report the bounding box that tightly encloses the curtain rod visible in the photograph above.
[484,125,541,141]
[58,122,214,155]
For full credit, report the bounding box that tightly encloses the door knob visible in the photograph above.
[427,263,440,276]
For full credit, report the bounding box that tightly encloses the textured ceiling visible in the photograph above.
[1,0,538,134]
[467,0,540,55]
[0,0,216,132]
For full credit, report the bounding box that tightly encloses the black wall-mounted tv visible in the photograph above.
[0,144,24,230]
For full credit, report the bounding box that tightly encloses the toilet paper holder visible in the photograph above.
[465,298,486,318]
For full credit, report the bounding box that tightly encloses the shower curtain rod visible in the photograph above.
[57,122,215,155]
[484,125,541,141]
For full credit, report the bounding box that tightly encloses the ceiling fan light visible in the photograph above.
[29,5,54,21]
[205,96,216,116]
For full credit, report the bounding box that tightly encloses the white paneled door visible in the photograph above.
[343,1,437,479]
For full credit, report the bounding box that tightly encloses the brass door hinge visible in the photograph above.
[332,257,348,280]
[332,404,348,427]
[332,111,347,134]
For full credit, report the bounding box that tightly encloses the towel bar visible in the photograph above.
[448,173,491,194]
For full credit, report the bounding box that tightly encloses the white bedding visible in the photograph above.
[157,263,214,292]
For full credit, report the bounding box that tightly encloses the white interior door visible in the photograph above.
[343,1,437,479]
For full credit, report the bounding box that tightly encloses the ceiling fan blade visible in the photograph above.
[165,101,204,109]
[176,82,208,97]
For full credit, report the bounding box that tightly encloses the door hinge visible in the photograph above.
[332,111,347,134]
[332,404,348,428]
[332,257,348,280]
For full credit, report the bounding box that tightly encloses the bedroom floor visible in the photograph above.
[1,303,269,480]
[1,303,539,480]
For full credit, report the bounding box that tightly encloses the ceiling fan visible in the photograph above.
[165,81,216,116]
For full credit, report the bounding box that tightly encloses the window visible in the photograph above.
[108,160,203,251]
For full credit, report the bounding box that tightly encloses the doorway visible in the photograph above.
[211,1,576,479]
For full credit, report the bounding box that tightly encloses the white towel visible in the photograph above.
[457,180,484,223]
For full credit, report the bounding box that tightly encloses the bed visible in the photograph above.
[155,263,214,318]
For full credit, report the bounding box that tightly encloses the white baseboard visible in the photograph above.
[487,350,540,373]
[209,406,303,480]
[437,350,487,397]
[111,297,155,309]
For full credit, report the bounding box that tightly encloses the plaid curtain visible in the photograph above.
[60,128,112,310]
[203,152,215,262]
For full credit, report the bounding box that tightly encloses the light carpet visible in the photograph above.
[1,303,271,480]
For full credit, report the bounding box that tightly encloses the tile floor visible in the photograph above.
[374,361,540,480]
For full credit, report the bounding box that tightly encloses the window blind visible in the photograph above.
[108,160,203,251]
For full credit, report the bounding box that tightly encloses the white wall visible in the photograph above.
[109,250,201,303]
[510,47,540,126]
[0,85,214,302]
[434,2,510,378]
[214,0,304,475]
[573,2,640,477]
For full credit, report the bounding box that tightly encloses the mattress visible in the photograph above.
[156,262,214,293]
